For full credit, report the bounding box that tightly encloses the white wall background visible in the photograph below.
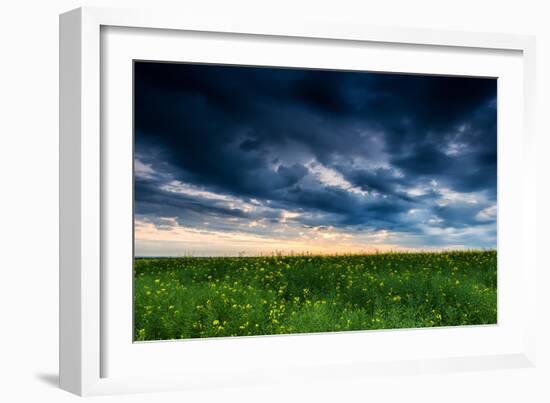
[0,0,548,401]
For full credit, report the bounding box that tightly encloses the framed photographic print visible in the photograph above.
[60,7,537,396]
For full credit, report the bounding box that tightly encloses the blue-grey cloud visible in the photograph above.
[134,62,497,250]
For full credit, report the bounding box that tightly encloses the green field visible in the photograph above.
[134,250,497,341]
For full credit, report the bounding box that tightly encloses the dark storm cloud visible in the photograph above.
[134,61,497,247]
[336,166,410,200]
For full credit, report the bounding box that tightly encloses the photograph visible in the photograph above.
[133,61,497,341]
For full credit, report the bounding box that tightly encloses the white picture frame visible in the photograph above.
[59,6,537,396]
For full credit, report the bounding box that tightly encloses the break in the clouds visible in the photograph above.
[134,62,497,256]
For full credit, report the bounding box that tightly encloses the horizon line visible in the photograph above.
[134,248,497,259]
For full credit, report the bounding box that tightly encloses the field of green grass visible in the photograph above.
[134,250,496,341]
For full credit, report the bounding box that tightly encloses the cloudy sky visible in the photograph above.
[134,61,497,256]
